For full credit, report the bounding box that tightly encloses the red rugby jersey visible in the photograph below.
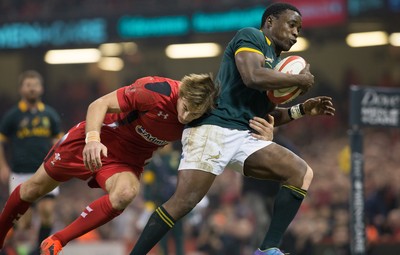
[101,76,183,168]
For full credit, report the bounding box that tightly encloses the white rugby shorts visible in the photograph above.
[178,124,273,175]
[9,172,59,196]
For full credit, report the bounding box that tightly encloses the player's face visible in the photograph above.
[270,10,302,52]
[176,97,205,124]
[19,77,43,104]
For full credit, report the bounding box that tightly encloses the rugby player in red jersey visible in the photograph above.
[0,74,274,255]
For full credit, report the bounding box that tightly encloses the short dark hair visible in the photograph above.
[260,2,301,28]
[18,70,43,87]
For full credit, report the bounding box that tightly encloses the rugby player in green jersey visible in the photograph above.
[0,70,63,255]
[131,2,335,255]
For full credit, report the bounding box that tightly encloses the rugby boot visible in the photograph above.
[40,236,62,255]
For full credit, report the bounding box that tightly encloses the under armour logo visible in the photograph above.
[81,206,94,218]
[157,111,169,119]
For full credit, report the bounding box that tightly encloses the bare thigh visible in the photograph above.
[20,164,60,202]
[243,143,308,187]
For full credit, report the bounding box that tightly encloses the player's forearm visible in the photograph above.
[271,104,306,126]
[270,108,291,126]
[85,98,108,134]
[250,68,305,91]
[85,91,122,143]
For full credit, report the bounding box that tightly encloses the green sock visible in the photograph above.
[130,206,175,255]
[260,185,306,250]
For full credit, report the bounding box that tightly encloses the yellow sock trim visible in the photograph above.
[156,207,174,228]
[282,185,307,197]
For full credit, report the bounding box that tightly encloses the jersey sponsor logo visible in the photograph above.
[16,116,52,139]
[157,111,169,119]
[17,127,51,138]
[135,125,168,146]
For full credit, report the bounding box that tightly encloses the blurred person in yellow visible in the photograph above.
[0,70,64,255]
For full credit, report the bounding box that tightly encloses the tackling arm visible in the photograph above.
[85,90,122,134]
[83,90,122,171]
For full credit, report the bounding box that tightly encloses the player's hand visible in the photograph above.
[303,96,335,116]
[299,64,314,94]
[82,141,108,172]
[249,115,274,141]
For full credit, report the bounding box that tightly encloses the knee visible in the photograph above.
[286,160,313,190]
[109,186,138,210]
[301,165,314,190]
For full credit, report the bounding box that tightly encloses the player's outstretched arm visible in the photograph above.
[303,96,335,116]
[83,90,122,172]
[269,96,335,126]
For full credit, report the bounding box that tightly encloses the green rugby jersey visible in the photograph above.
[189,27,280,130]
[0,101,63,173]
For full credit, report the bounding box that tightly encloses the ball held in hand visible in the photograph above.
[267,55,306,105]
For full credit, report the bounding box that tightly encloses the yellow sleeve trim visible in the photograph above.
[235,47,263,56]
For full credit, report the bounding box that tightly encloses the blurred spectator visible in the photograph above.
[0,70,63,255]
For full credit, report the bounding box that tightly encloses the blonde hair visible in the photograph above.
[179,73,219,113]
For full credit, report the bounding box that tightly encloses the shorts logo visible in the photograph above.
[51,153,61,166]
[206,151,221,161]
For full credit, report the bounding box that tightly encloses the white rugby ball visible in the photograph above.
[267,55,306,105]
